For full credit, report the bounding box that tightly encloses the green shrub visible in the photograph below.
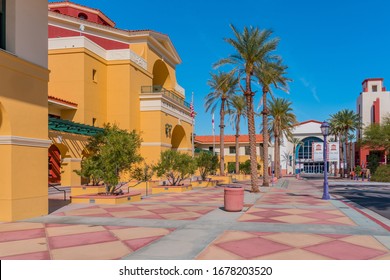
[371,164,390,182]
[195,151,219,180]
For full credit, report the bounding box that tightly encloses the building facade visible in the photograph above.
[48,1,193,186]
[279,120,339,176]
[195,134,264,175]
[0,0,51,221]
[355,78,390,166]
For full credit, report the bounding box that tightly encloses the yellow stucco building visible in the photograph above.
[0,0,193,221]
[0,0,51,221]
[47,1,193,187]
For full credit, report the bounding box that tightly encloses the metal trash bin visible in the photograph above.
[224,186,244,212]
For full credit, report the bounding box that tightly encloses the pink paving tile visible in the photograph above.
[217,237,292,259]
[302,212,342,219]
[46,224,72,228]
[1,251,50,260]
[250,210,290,218]
[104,226,135,230]
[103,206,140,212]
[123,236,163,251]
[48,231,117,249]
[149,207,185,214]
[304,240,388,260]
[0,228,46,242]
[318,234,352,239]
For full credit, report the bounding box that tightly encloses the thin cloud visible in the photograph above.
[300,78,320,103]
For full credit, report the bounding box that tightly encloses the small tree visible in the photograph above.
[240,160,261,175]
[130,162,155,183]
[154,150,196,185]
[195,151,219,180]
[75,124,142,194]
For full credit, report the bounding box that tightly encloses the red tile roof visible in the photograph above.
[48,95,78,107]
[195,134,263,144]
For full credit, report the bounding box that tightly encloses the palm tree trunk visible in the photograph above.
[273,133,279,178]
[262,90,270,187]
[246,74,259,192]
[339,136,344,177]
[276,137,281,178]
[219,100,225,176]
[235,115,240,174]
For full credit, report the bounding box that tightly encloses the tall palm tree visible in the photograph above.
[205,70,238,175]
[267,97,297,178]
[255,61,291,183]
[229,95,247,174]
[329,109,361,176]
[290,137,303,174]
[214,24,280,192]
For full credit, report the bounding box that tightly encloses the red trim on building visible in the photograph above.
[195,134,263,144]
[49,25,129,50]
[48,95,78,107]
[48,1,115,27]
[293,119,322,126]
[373,98,380,124]
[361,78,384,85]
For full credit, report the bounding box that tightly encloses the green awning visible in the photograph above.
[49,117,103,136]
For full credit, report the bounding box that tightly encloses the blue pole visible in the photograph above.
[322,136,330,200]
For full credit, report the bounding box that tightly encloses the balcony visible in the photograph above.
[141,85,190,109]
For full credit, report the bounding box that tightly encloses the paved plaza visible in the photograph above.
[0,177,389,260]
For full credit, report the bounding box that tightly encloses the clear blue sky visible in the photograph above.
[50,0,390,136]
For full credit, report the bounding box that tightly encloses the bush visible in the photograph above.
[239,160,261,175]
[195,151,219,180]
[371,164,390,182]
[154,150,196,185]
[74,124,142,193]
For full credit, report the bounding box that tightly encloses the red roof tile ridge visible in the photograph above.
[49,95,78,107]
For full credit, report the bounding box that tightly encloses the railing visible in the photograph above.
[141,85,190,109]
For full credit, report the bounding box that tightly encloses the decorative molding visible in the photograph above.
[62,158,82,163]
[49,36,147,70]
[141,142,172,148]
[0,136,52,148]
[174,83,185,96]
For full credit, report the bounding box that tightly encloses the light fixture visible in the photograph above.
[321,121,330,200]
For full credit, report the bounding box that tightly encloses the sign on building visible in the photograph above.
[312,142,339,162]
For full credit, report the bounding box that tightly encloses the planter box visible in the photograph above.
[232,174,251,181]
[192,180,217,188]
[71,185,106,197]
[71,190,142,205]
[209,175,232,184]
[152,184,192,194]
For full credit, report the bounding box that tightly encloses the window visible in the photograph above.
[229,146,236,154]
[245,146,250,155]
[92,69,97,83]
[78,13,88,20]
[372,85,378,92]
[0,0,5,50]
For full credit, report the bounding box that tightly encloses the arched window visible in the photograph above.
[297,136,323,160]
[78,13,88,20]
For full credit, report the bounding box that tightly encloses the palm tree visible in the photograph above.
[255,61,291,183]
[215,24,280,192]
[329,109,361,176]
[267,97,297,178]
[229,95,247,174]
[290,137,303,174]
[205,70,238,175]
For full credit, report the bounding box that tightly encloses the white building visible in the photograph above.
[356,78,390,165]
[279,120,339,175]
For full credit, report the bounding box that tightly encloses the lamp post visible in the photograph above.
[321,121,330,200]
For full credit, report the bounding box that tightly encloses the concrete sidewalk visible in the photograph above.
[0,177,389,260]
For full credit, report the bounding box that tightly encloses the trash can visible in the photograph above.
[224,186,244,212]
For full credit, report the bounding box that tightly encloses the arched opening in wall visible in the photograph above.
[0,102,11,135]
[296,136,327,174]
[171,125,186,150]
[152,59,172,90]
[78,13,88,20]
[48,144,61,184]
